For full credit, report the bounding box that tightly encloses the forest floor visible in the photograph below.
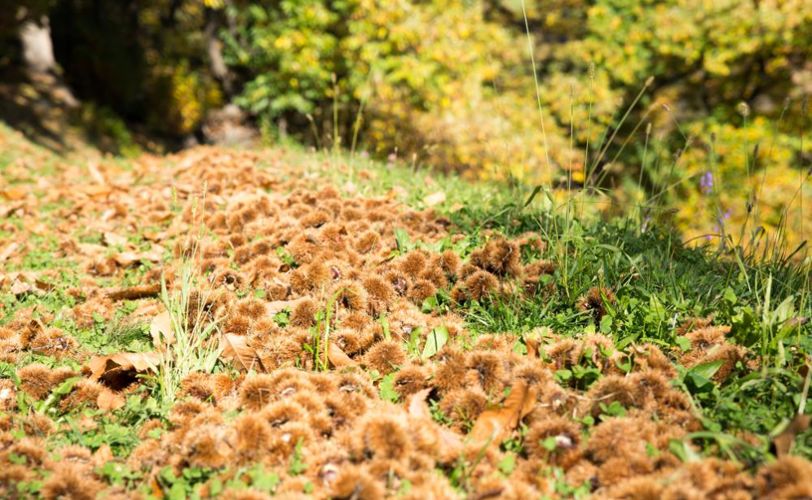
[0,122,810,499]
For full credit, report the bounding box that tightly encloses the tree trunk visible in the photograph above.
[19,15,56,74]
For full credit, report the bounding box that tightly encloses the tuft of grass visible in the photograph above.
[152,263,222,404]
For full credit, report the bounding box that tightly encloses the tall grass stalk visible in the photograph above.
[520,0,551,177]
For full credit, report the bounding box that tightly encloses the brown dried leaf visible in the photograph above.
[328,343,356,368]
[82,185,114,198]
[423,191,446,207]
[220,333,265,372]
[10,277,36,296]
[774,414,811,456]
[407,388,463,460]
[86,352,160,390]
[407,388,434,420]
[0,202,24,218]
[87,161,107,185]
[150,311,173,347]
[106,283,161,301]
[92,445,114,469]
[1,186,28,201]
[0,242,19,263]
[141,245,166,262]
[525,337,539,358]
[102,232,128,247]
[33,278,55,292]
[77,243,106,258]
[265,299,303,316]
[467,379,538,449]
[113,252,141,267]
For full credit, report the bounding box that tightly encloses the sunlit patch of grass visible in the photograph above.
[438,193,811,460]
[46,386,168,457]
[151,263,222,404]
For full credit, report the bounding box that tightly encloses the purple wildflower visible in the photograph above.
[700,171,713,194]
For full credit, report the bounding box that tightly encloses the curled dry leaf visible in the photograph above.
[265,298,303,317]
[78,242,107,258]
[327,343,356,368]
[92,445,115,470]
[467,379,538,450]
[106,283,161,301]
[150,310,173,347]
[102,232,128,247]
[220,333,265,372]
[87,161,107,185]
[85,352,160,391]
[0,242,19,263]
[774,414,811,456]
[113,252,141,267]
[407,388,463,460]
[6,272,47,297]
[1,186,28,201]
[525,338,539,358]
[0,201,24,218]
[113,247,164,268]
[407,388,434,420]
[10,278,35,297]
[423,191,446,207]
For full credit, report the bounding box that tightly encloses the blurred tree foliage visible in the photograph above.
[221,0,551,179]
[512,0,812,247]
[2,0,224,139]
[0,0,809,248]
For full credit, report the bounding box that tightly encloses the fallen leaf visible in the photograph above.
[407,388,463,460]
[142,230,162,242]
[106,283,161,301]
[265,299,303,316]
[141,245,166,263]
[102,232,128,247]
[150,310,173,347]
[774,414,811,456]
[77,243,107,258]
[423,191,446,207]
[525,337,539,358]
[33,278,55,292]
[0,242,19,263]
[328,343,356,368]
[100,208,117,222]
[113,252,141,267]
[86,352,160,391]
[220,333,265,372]
[88,161,106,184]
[1,186,28,201]
[467,379,538,449]
[82,184,114,198]
[0,202,24,217]
[177,152,204,172]
[92,445,114,469]
[10,278,35,296]
[407,388,434,420]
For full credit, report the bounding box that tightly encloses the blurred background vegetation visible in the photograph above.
[1,0,810,253]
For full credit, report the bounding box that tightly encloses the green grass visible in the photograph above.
[448,200,809,462]
[152,263,222,404]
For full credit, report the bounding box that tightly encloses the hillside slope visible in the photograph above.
[0,124,810,498]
